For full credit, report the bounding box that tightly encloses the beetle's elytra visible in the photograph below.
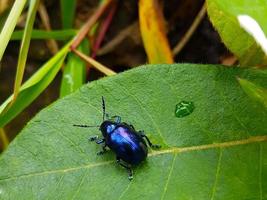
[74,97,160,180]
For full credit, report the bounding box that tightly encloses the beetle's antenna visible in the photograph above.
[102,96,106,121]
[73,124,100,128]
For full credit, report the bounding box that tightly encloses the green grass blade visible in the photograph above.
[0,41,72,128]
[60,39,90,97]
[0,0,27,61]
[13,0,40,100]
[60,0,76,29]
[11,29,77,40]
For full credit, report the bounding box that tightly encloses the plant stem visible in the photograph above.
[92,2,117,58]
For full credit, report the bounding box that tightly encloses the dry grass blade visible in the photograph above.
[72,49,116,76]
[38,1,59,54]
[97,22,139,56]
[173,3,206,55]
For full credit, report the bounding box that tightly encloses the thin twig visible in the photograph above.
[0,128,9,150]
[38,1,58,54]
[71,0,113,50]
[72,49,116,76]
[97,21,139,56]
[172,2,206,55]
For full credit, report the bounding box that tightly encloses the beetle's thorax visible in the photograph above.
[100,121,118,138]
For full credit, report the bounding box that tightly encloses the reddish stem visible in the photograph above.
[91,2,117,58]
[70,0,113,50]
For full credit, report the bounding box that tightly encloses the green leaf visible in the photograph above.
[60,40,90,97]
[11,29,77,40]
[206,0,267,66]
[0,0,27,61]
[0,64,267,199]
[0,42,71,128]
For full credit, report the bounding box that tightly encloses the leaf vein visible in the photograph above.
[259,143,262,200]
[118,181,133,200]
[210,148,223,200]
[45,174,64,200]
[216,79,250,137]
[160,153,177,200]
[0,135,266,182]
[70,170,88,200]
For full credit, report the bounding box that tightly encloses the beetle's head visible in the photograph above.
[100,121,116,137]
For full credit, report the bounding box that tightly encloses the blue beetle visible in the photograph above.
[74,97,160,180]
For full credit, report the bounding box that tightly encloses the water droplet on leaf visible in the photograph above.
[175,101,195,118]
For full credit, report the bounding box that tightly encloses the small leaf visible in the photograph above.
[60,40,90,97]
[206,0,267,66]
[238,78,267,109]
[0,64,266,199]
[139,0,173,64]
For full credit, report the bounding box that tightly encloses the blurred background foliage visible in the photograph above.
[0,0,265,152]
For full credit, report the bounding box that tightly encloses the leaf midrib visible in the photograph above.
[1,135,266,182]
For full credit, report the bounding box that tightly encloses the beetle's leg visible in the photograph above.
[139,131,161,149]
[116,157,133,180]
[88,135,98,142]
[105,113,110,119]
[110,115,121,123]
[102,96,106,121]
[96,138,105,144]
[129,124,136,130]
[97,144,108,155]
[89,136,105,145]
